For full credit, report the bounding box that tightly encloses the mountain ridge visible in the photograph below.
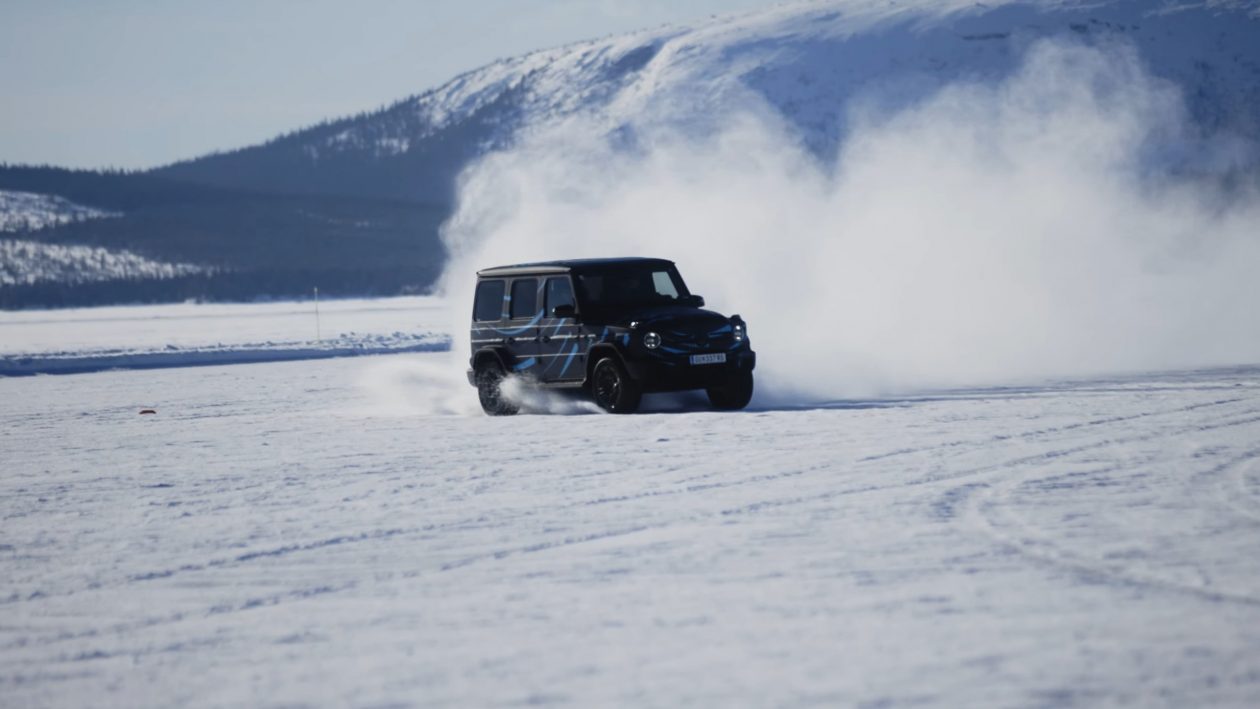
[157,0,1260,184]
[3,0,1259,308]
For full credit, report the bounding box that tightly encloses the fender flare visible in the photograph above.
[585,344,630,384]
[471,347,511,373]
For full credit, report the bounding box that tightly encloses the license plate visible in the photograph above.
[690,353,727,365]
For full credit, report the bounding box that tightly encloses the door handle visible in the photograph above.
[541,336,551,343]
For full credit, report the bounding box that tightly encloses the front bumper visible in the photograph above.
[624,348,756,392]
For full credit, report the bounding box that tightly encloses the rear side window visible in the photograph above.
[546,277,575,315]
[510,278,538,319]
[473,280,505,321]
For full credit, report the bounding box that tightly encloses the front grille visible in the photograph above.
[661,326,734,353]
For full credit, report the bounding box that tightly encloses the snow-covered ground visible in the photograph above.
[2,344,1259,705]
[0,296,450,375]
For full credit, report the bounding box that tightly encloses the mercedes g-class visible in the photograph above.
[467,257,756,414]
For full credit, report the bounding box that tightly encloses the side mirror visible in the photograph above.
[681,294,705,308]
[552,304,577,318]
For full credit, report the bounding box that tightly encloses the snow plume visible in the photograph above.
[437,38,1260,403]
[356,356,474,416]
[357,356,606,416]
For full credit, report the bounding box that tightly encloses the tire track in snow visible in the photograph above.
[6,380,1256,663]
[0,528,412,609]
[959,435,1260,608]
[717,398,1258,519]
[857,396,1247,464]
[437,524,655,572]
[1222,456,1260,523]
[434,396,1260,577]
[0,583,356,662]
[2,447,821,647]
[552,393,1249,513]
[7,387,1245,612]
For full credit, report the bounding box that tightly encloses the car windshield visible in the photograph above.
[575,265,689,311]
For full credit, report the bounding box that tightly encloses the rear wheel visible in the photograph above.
[707,371,754,410]
[591,357,642,413]
[476,360,518,416]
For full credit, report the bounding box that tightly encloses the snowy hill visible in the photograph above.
[5,0,1259,308]
[157,0,1260,202]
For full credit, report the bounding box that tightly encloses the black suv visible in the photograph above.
[467,258,756,414]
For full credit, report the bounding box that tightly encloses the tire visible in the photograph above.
[476,360,518,416]
[590,357,642,413]
[707,371,754,410]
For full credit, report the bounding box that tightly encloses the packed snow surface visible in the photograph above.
[2,350,1259,706]
[0,296,449,375]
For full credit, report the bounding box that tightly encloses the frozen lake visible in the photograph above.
[0,296,449,375]
[3,345,1259,706]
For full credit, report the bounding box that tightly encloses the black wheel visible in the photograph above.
[707,371,754,410]
[590,357,642,413]
[476,360,518,416]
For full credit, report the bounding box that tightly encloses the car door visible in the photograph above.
[471,278,507,354]
[503,277,542,377]
[538,276,584,383]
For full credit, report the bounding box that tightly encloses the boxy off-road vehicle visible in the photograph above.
[467,258,756,414]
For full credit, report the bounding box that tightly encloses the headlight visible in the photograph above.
[643,331,662,349]
[732,322,746,342]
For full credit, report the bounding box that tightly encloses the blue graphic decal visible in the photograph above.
[492,310,544,336]
[512,357,537,371]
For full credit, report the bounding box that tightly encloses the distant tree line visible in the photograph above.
[0,266,439,310]
[0,165,449,309]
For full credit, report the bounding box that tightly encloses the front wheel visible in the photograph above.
[591,357,642,413]
[476,360,518,416]
[707,371,754,410]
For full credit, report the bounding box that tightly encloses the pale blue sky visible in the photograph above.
[0,0,782,170]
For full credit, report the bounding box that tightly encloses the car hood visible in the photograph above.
[607,306,732,331]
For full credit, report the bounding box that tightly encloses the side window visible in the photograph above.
[473,280,505,321]
[545,277,575,316]
[510,278,538,319]
[652,271,679,299]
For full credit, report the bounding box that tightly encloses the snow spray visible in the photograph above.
[436,39,1260,404]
